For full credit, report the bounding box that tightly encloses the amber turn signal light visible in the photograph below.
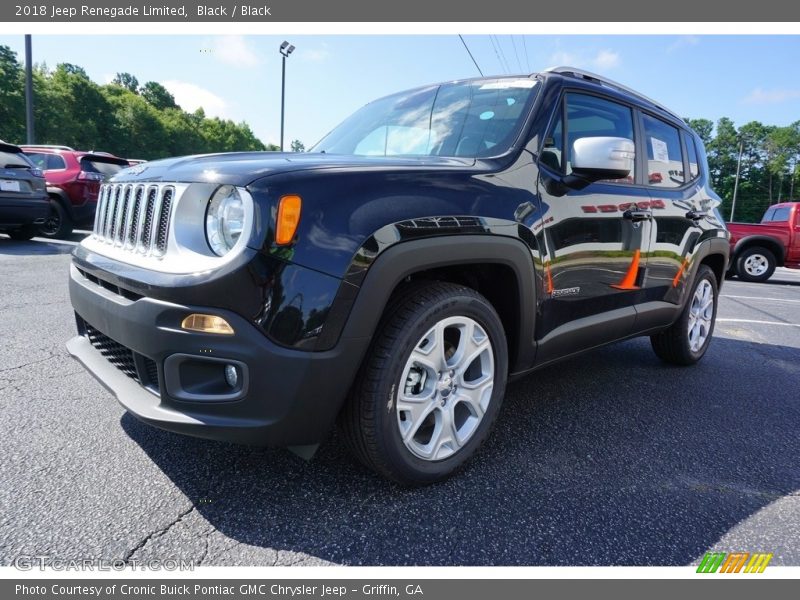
[181,314,235,335]
[276,195,302,245]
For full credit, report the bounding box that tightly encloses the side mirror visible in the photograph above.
[571,136,635,181]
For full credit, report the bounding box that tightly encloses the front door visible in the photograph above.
[535,91,652,361]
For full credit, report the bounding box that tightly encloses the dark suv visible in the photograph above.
[21,146,129,238]
[0,141,49,240]
[66,68,729,484]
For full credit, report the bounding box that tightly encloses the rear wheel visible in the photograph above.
[38,199,73,239]
[735,246,775,282]
[650,265,718,365]
[340,281,508,485]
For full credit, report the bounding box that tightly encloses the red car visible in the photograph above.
[21,145,129,238]
[727,202,800,282]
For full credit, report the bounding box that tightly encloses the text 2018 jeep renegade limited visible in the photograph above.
[67,68,730,484]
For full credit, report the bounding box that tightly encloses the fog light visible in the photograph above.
[224,364,238,388]
[181,314,234,335]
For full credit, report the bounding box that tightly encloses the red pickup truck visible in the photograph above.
[727,202,800,282]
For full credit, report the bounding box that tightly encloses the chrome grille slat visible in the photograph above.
[115,185,132,245]
[125,185,143,248]
[96,182,175,258]
[105,185,120,240]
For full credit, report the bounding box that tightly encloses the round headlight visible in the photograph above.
[205,185,245,256]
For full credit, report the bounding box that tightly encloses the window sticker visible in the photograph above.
[651,137,669,163]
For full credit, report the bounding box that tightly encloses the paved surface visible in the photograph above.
[1,233,798,566]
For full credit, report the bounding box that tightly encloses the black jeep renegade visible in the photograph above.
[67,67,730,484]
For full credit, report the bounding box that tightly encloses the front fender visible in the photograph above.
[320,233,539,373]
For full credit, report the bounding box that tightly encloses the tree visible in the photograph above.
[290,139,305,153]
[685,118,713,147]
[0,45,25,143]
[112,72,139,93]
[140,81,178,111]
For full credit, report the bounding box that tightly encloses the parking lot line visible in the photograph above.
[722,295,800,304]
[717,318,800,328]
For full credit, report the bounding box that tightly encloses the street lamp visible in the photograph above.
[279,41,295,152]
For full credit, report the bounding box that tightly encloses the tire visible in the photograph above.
[7,226,37,241]
[38,199,73,239]
[340,281,508,485]
[735,246,776,283]
[650,265,718,366]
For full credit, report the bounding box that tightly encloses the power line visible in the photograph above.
[458,34,484,76]
[510,35,523,72]
[489,36,504,73]
[521,35,531,72]
[492,35,511,74]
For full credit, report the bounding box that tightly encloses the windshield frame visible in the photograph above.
[311,75,541,161]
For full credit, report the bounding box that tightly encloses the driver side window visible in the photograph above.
[563,93,635,183]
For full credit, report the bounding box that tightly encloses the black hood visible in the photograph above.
[110,152,477,187]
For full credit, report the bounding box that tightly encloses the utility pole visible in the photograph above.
[24,34,35,144]
[730,137,744,222]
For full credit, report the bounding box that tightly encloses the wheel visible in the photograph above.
[38,199,73,239]
[650,265,718,365]
[7,226,37,241]
[340,281,508,485]
[735,246,775,283]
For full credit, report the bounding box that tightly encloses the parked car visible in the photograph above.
[727,202,800,282]
[0,141,49,240]
[21,145,129,238]
[66,67,729,484]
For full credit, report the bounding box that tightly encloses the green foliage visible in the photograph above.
[290,139,305,153]
[0,46,268,159]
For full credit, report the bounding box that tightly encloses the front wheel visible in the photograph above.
[340,281,508,485]
[650,265,718,365]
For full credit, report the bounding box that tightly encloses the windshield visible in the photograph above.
[312,78,539,158]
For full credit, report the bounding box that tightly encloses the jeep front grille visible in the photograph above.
[93,183,175,256]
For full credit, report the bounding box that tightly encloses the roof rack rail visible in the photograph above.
[543,66,683,122]
[21,144,75,151]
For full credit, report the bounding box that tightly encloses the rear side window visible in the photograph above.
[80,158,125,179]
[684,133,700,180]
[0,150,32,168]
[46,154,66,170]
[762,207,791,222]
[642,115,684,188]
[557,93,635,183]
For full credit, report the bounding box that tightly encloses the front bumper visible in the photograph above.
[67,263,369,447]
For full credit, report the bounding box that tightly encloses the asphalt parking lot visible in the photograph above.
[1,233,798,567]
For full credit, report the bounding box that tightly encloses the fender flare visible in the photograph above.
[325,234,538,372]
[732,235,785,265]
[46,187,71,212]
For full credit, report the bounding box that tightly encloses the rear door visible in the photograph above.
[637,114,702,310]
[535,91,652,360]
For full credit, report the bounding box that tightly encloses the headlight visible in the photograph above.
[205,185,245,256]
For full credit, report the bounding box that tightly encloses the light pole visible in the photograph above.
[279,40,295,152]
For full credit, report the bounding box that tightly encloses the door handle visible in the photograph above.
[685,210,708,221]
[622,209,652,222]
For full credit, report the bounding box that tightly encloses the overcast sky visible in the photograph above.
[2,34,799,148]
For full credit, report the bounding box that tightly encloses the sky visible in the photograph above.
[1,34,799,148]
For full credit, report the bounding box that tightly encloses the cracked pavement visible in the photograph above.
[1,234,799,566]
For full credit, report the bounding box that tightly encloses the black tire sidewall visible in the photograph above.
[736,246,775,282]
[374,291,508,483]
[681,266,719,361]
[39,200,72,239]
